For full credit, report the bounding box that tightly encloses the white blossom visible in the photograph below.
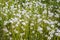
[47,26,51,30]
[32,31,35,33]
[14,29,18,33]
[37,26,43,33]
[57,23,60,26]
[3,27,8,32]
[43,9,47,14]
[55,33,60,36]
[22,22,26,25]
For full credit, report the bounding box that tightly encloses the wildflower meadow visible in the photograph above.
[0,0,60,40]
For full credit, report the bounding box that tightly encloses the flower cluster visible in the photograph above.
[0,0,60,40]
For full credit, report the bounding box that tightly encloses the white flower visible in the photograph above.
[54,20,58,23]
[35,2,39,7]
[4,21,9,25]
[42,4,46,8]
[55,14,59,18]
[48,36,51,40]
[32,31,35,33]
[49,21,55,25]
[14,29,18,33]
[55,33,60,36]
[57,29,60,32]
[9,20,13,24]
[18,9,21,13]
[43,20,49,24]
[30,23,34,26]
[5,2,8,6]
[38,26,43,31]
[10,5,14,10]
[10,37,12,40]
[47,26,51,30]
[48,11,54,17]
[9,32,12,35]
[36,14,41,18]
[57,9,60,13]
[25,14,30,18]
[11,17,18,22]
[43,9,47,14]
[20,33,25,36]
[25,2,30,5]
[15,24,18,27]
[18,5,20,8]
[22,9,26,15]
[37,18,42,23]
[50,34,53,37]
[57,23,60,26]
[49,30,55,34]
[22,22,26,25]
[3,27,8,32]
[37,26,43,33]
[57,0,60,2]
[16,14,21,18]
[45,35,48,37]
[51,25,55,28]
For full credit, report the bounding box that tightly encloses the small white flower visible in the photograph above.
[43,9,47,14]
[10,5,14,10]
[54,20,58,23]
[14,29,18,33]
[9,32,12,35]
[5,2,8,6]
[51,25,55,28]
[10,37,12,40]
[43,20,49,24]
[36,14,41,18]
[30,23,34,26]
[32,31,35,33]
[3,27,8,32]
[37,19,42,23]
[45,35,48,37]
[55,33,60,36]
[57,23,60,26]
[57,29,60,32]
[42,4,46,8]
[36,3,39,7]
[37,26,43,33]
[48,36,51,40]
[18,5,20,8]
[57,0,60,2]
[4,21,9,25]
[50,34,53,37]
[38,26,43,31]
[22,9,26,15]
[20,33,25,36]
[48,11,54,17]
[15,24,18,27]
[16,14,21,18]
[49,21,54,25]
[12,17,18,22]
[55,14,59,18]
[47,26,51,30]
[18,9,21,13]
[22,22,26,25]
[49,30,55,34]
